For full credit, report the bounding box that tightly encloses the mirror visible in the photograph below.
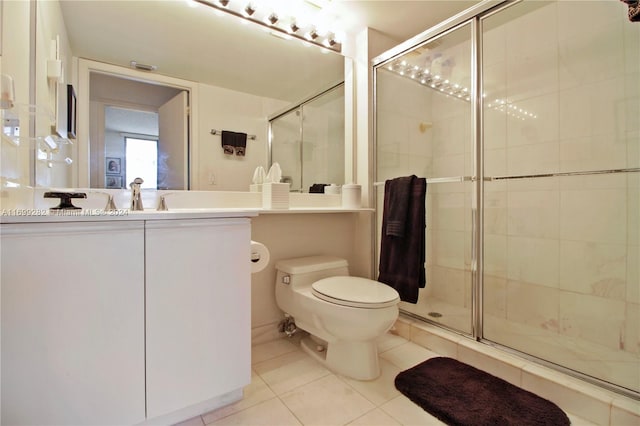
[35,0,346,190]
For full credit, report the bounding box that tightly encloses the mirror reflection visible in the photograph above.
[270,83,345,192]
[36,0,347,191]
[90,73,186,190]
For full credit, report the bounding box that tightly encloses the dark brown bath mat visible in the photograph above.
[394,357,571,426]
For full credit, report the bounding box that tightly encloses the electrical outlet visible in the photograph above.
[208,173,215,185]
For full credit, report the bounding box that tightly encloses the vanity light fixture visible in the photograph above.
[289,22,300,33]
[266,13,279,25]
[324,34,338,47]
[243,4,255,16]
[192,0,342,53]
[306,29,319,40]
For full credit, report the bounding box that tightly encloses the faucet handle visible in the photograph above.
[157,192,175,211]
[44,191,86,210]
[92,191,118,211]
[130,177,144,188]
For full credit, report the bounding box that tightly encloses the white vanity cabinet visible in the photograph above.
[0,221,146,426]
[145,218,252,419]
[1,215,253,425]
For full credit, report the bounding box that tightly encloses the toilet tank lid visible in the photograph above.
[275,256,348,274]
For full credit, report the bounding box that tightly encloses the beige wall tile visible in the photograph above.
[559,292,625,350]
[506,281,559,329]
[559,241,626,299]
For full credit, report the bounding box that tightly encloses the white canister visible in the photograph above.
[341,184,361,209]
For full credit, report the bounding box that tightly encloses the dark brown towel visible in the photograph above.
[221,130,248,156]
[621,0,640,21]
[384,176,413,237]
[378,175,426,303]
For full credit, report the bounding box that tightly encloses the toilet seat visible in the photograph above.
[311,276,400,308]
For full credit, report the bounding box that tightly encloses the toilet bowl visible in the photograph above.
[275,256,400,380]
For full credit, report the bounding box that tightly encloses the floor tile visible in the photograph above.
[251,338,301,365]
[379,341,440,370]
[379,394,448,426]
[207,398,302,426]
[280,375,376,426]
[337,358,402,406]
[202,371,277,424]
[347,408,401,425]
[253,350,331,395]
[377,333,408,353]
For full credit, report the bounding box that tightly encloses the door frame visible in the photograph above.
[76,58,199,188]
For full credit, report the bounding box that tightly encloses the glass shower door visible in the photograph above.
[375,23,475,334]
[481,0,639,394]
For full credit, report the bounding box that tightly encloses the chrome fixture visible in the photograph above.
[129,177,144,211]
[156,193,175,211]
[278,314,297,337]
[93,192,118,211]
[192,0,342,53]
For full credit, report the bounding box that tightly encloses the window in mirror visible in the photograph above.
[125,137,158,189]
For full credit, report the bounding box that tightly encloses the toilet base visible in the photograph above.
[300,335,381,381]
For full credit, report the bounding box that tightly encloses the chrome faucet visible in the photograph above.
[156,192,174,211]
[130,177,144,211]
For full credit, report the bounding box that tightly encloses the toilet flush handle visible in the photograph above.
[282,275,290,285]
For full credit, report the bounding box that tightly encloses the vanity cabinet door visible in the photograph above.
[145,218,252,419]
[0,221,146,426]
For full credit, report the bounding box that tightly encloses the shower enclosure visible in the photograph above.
[374,0,639,397]
[269,83,345,192]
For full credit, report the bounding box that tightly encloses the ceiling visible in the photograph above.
[58,0,480,102]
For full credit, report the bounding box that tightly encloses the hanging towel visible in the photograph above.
[221,131,248,156]
[384,175,413,237]
[378,175,427,303]
[621,0,640,21]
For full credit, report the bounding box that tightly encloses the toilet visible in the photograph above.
[275,255,400,380]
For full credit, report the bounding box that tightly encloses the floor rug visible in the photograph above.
[394,357,571,426]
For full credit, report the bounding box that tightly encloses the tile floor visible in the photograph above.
[177,333,596,426]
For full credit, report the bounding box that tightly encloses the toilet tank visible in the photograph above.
[275,256,349,289]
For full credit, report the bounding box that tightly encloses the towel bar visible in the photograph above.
[210,129,257,140]
[374,176,472,186]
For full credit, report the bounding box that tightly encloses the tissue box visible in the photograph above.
[249,184,263,193]
[262,183,290,209]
